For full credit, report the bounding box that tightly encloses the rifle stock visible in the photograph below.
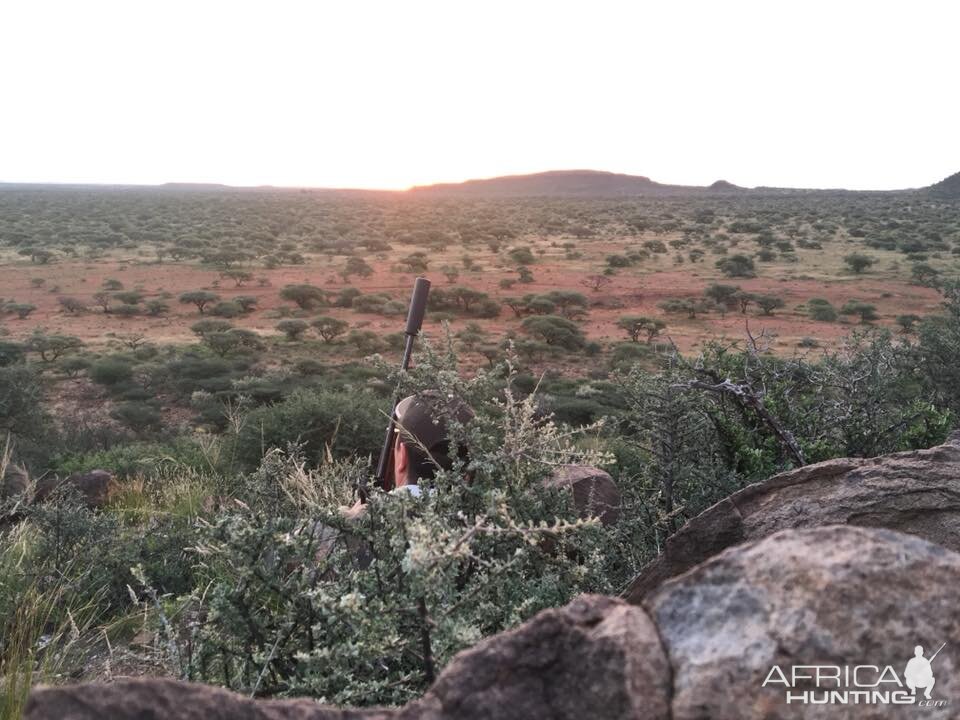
[368,277,431,497]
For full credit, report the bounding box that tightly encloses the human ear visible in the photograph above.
[394,436,409,486]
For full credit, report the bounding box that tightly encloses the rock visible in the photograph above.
[24,677,391,720]
[543,465,621,525]
[1,461,30,499]
[645,525,960,719]
[404,594,669,720]
[26,596,670,720]
[625,430,960,601]
[33,469,114,508]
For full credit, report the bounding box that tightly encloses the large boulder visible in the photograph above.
[403,594,669,720]
[625,430,960,601]
[645,525,960,719]
[33,469,114,508]
[543,465,621,525]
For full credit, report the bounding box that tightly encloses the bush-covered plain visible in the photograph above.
[1,187,959,715]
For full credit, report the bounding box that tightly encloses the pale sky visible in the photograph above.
[1,0,957,191]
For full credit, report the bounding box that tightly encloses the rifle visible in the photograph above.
[365,276,431,499]
[929,642,947,663]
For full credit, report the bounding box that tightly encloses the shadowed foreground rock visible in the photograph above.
[34,469,115,508]
[25,678,390,720]
[625,430,960,601]
[26,525,960,720]
[25,595,668,720]
[0,461,30,499]
[543,464,621,525]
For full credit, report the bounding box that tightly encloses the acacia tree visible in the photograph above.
[658,298,711,319]
[841,301,878,323]
[180,290,220,314]
[277,319,310,341]
[92,292,113,313]
[716,254,756,278]
[502,297,529,318]
[843,253,876,274]
[18,247,54,264]
[896,314,921,333]
[9,304,36,320]
[58,296,87,314]
[312,316,349,342]
[617,316,667,343]
[755,295,786,316]
[733,290,755,315]
[450,287,487,313]
[280,284,326,310]
[704,284,740,308]
[222,269,254,287]
[26,332,84,362]
[191,319,234,337]
[581,274,612,293]
[521,315,586,349]
[204,329,264,357]
[342,257,374,282]
[544,291,588,319]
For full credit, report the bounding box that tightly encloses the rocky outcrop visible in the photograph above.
[647,525,959,719]
[625,431,960,602]
[34,469,114,508]
[26,525,960,720]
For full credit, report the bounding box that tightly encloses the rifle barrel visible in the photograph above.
[373,277,431,488]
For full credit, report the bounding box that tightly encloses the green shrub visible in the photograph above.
[89,357,134,387]
[234,389,384,469]
[807,298,837,322]
[211,301,243,318]
[716,253,756,278]
[521,315,586,349]
[54,440,209,478]
[276,319,310,340]
[841,300,879,323]
[111,401,163,434]
[186,360,613,704]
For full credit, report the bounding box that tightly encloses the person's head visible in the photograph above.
[392,393,473,488]
[916,646,924,657]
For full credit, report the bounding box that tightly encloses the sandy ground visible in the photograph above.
[0,238,944,357]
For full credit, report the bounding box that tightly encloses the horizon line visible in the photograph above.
[0,167,948,194]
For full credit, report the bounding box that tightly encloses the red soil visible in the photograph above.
[0,257,942,356]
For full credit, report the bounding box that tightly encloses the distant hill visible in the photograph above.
[926,171,960,198]
[160,182,232,190]
[3,170,954,197]
[408,170,736,198]
[708,179,745,192]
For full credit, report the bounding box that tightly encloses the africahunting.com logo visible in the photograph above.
[763,643,948,708]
